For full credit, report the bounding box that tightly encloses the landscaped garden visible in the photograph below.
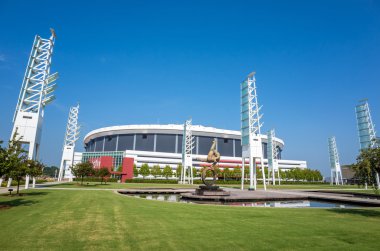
[1,187,380,250]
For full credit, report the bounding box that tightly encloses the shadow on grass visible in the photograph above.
[0,198,38,210]
[327,208,380,218]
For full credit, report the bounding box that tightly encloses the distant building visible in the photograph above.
[75,124,307,172]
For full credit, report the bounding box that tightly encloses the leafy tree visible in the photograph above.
[6,131,28,194]
[71,162,94,185]
[162,165,172,179]
[192,167,198,177]
[151,165,162,178]
[139,164,150,179]
[353,147,380,189]
[233,166,242,179]
[0,140,8,185]
[223,168,232,180]
[9,159,28,195]
[28,160,44,181]
[42,166,59,178]
[176,164,182,177]
[133,164,139,177]
[95,167,111,184]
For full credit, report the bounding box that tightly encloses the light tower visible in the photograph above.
[8,29,58,189]
[240,72,266,191]
[267,129,280,185]
[328,136,343,185]
[180,119,195,184]
[355,99,379,187]
[58,104,80,181]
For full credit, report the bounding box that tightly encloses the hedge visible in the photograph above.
[73,177,119,183]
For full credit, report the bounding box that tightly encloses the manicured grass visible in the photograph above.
[43,182,361,191]
[1,189,380,250]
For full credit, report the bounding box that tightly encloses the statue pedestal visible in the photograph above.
[194,185,230,196]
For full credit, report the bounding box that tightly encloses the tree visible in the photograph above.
[42,166,59,178]
[223,168,232,181]
[0,140,7,186]
[133,164,138,177]
[162,165,172,179]
[139,164,150,179]
[28,159,44,187]
[6,131,28,194]
[192,167,198,177]
[176,164,182,177]
[95,167,110,184]
[151,165,162,178]
[71,162,94,185]
[353,147,380,190]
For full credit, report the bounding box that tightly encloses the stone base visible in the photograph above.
[194,185,230,196]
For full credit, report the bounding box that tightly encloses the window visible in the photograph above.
[217,138,233,157]
[104,135,117,151]
[235,140,242,157]
[198,136,214,155]
[135,134,154,151]
[117,134,134,151]
[156,134,176,153]
[94,137,104,152]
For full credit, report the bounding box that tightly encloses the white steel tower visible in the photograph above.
[180,119,195,184]
[328,136,343,185]
[9,29,58,189]
[58,104,80,181]
[355,99,379,188]
[267,129,280,185]
[240,72,266,191]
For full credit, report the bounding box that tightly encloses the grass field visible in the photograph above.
[42,181,363,191]
[1,188,380,250]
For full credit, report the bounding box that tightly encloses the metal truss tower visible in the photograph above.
[9,29,58,189]
[355,99,378,149]
[355,99,379,188]
[240,72,266,191]
[328,136,343,185]
[58,104,80,181]
[180,119,195,184]
[267,129,280,185]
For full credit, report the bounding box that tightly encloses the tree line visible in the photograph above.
[134,163,323,182]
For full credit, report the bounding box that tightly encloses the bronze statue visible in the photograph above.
[202,139,220,187]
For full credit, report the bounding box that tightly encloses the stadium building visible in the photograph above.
[77,124,307,172]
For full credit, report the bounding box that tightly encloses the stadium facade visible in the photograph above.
[78,124,307,172]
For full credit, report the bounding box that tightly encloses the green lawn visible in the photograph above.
[42,181,362,191]
[1,189,380,250]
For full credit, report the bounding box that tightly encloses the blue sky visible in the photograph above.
[0,0,379,176]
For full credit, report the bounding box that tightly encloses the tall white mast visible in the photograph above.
[58,104,80,181]
[267,129,280,185]
[328,136,343,185]
[9,29,58,189]
[180,119,194,184]
[240,72,266,190]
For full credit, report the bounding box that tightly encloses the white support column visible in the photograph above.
[180,119,194,184]
[328,137,343,185]
[241,157,245,190]
[11,29,58,189]
[58,104,80,181]
[241,72,266,191]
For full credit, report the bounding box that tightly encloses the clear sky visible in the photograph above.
[0,0,379,176]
